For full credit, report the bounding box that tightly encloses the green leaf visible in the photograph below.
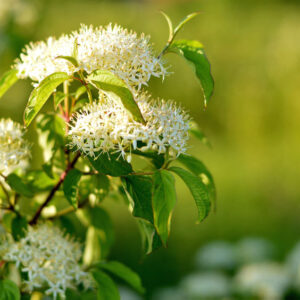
[81,206,114,260]
[96,261,145,294]
[174,12,200,36]
[74,85,87,100]
[88,152,133,177]
[169,166,211,222]
[123,175,153,223]
[26,170,56,191]
[36,113,66,148]
[152,170,176,246]
[83,226,103,266]
[137,219,162,255]
[169,40,214,106]
[11,216,27,241]
[177,154,216,206]
[93,270,120,300]
[56,55,79,67]
[0,279,20,300]
[24,72,70,126]
[6,174,33,197]
[63,169,82,208]
[160,11,173,41]
[53,91,66,109]
[87,70,145,124]
[0,69,18,99]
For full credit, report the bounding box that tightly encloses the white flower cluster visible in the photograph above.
[0,118,30,176]
[15,24,167,88]
[68,93,190,162]
[3,224,92,299]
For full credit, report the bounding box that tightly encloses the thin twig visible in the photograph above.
[29,153,80,225]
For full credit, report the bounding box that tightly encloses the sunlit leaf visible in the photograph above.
[173,12,200,36]
[87,70,145,124]
[0,69,18,99]
[54,91,66,109]
[0,279,20,300]
[56,55,79,67]
[169,40,214,106]
[6,173,34,197]
[24,72,70,126]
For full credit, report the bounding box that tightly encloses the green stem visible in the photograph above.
[79,71,93,104]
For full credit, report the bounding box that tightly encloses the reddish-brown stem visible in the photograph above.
[29,153,80,225]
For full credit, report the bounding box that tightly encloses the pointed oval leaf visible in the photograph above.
[24,72,70,126]
[56,56,79,67]
[93,270,120,300]
[169,40,214,106]
[87,70,145,124]
[0,69,18,99]
[95,261,145,294]
[63,169,82,208]
[174,12,200,36]
[11,216,28,241]
[88,152,133,177]
[6,173,34,197]
[169,166,211,222]
[160,11,173,41]
[152,170,176,246]
[0,279,20,300]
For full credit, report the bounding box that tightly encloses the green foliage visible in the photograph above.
[11,216,27,241]
[88,152,133,177]
[169,166,211,222]
[189,121,211,147]
[53,91,66,109]
[26,170,56,191]
[0,69,18,100]
[152,170,176,246]
[56,55,79,67]
[92,270,120,300]
[24,72,70,126]
[63,169,82,208]
[173,12,200,37]
[95,261,145,294]
[6,174,33,197]
[87,70,145,124]
[169,40,214,106]
[0,279,20,300]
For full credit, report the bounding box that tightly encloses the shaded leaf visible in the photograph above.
[11,216,28,241]
[87,70,145,123]
[152,170,176,246]
[189,121,211,148]
[93,270,120,300]
[63,169,82,208]
[26,170,56,191]
[169,40,214,106]
[96,261,145,294]
[24,72,70,126]
[6,174,33,197]
[169,166,211,222]
[0,69,18,99]
[53,91,66,109]
[88,152,133,177]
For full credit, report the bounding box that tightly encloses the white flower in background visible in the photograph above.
[236,237,274,265]
[68,92,190,162]
[195,241,237,270]
[0,118,30,176]
[180,271,232,299]
[3,224,92,299]
[15,24,168,88]
[234,263,291,300]
[286,242,300,290]
[152,287,185,300]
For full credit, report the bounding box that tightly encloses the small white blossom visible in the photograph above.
[68,92,190,161]
[3,224,93,299]
[0,118,30,176]
[15,24,168,88]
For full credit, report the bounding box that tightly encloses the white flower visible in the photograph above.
[234,263,291,299]
[15,24,168,88]
[68,92,190,162]
[3,224,93,299]
[286,242,300,290]
[0,118,30,176]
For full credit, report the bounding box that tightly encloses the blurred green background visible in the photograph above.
[1,0,300,297]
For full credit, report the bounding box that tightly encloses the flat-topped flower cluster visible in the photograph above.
[0,118,30,176]
[15,24,168,89]
[3,224,92,299]
[68,92,190,162]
